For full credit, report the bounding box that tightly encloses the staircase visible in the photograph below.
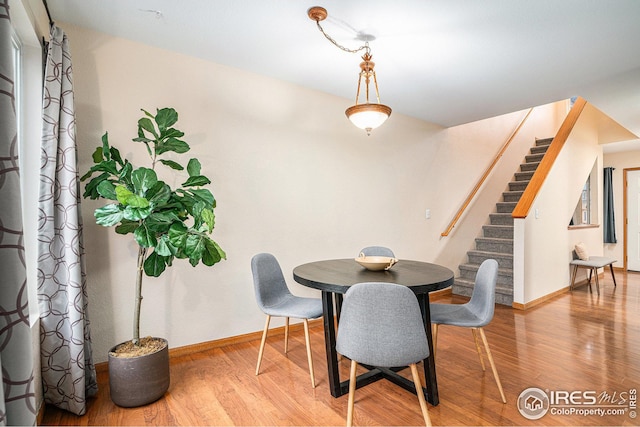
[452,137,553,306]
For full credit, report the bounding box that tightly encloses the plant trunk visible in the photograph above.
[133,246,147,346]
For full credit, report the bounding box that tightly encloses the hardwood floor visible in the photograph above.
[42,271,640,426]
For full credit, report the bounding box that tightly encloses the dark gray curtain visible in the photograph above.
[0,0,37,425]
[604,167,617,243]
[38,24,97,416]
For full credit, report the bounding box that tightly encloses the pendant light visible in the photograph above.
[308,6,392,136]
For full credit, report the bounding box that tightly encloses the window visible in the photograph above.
[10,0,44,323]
[572,178,590,225]
[569,161,598,227]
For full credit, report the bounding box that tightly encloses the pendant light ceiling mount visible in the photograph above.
[307,6,328,22]
[307,6,392,136]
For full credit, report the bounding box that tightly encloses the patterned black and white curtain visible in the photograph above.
[0,1,37,425]
[38,24,97,416]
[603,167,617,244]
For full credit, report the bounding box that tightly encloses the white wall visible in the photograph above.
[63,23,567,362]
[432,102,563,269]
[603,150,640,265]
[514,103,633,304]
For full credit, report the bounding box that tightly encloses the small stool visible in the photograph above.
[569,256,617,295]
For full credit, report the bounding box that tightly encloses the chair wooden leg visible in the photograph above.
[569,264,578,291]
[284,317,290,353]
[478,328,506,403]
[410,363,432,427]
[432,323,438,360]
[303,319,316,388]
[594,268,601,295]
[256,315,271,375]
[346,360,358,427]
[471,328,486,371]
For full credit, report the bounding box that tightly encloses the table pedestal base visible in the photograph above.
[322,291,439,405]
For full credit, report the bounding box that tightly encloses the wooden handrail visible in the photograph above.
[512,97,587,218]
[441,108,534,236]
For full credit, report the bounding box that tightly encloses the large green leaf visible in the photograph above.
[96,180,117,200]
[91,146,103,163]
[116,185,133,205]
[185,233,206,260]
[189,201,205,229]
[147,211,180,224]
[95,204,124,226]
[116,186,150,208]
[155,108,178,131]
[82,172,110,199]
[115,220,139,235]
[187,158,201,177]
[110,146,124,166]
[138,117,157,138]
[173,191,196,213]
[168,222,188,248]
[201,208,215,232]
[81,160,119,181]
[101,132,111,161]
[144,251,168,277]
[144,214,178,235]
[119,162,133,183]
[202,238,226,266]
[123,205,152,221]
[159,159,184,171]
[132,167,158,195]
[132,136,153,143]
[191,201,205,217]
[147,182,171,206]
[154,235,175,257]
[190,188,216,209]
[182,175,211,188]
[134,222,157,247]
[161,128,184,139]
[156,138,190,155]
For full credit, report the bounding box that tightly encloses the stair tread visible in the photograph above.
[459,263,513,273]
[467,249,513,258]
[530,146,548,154]
[476,236,513,242]
[526,154,544,161]
[453,278,514,295]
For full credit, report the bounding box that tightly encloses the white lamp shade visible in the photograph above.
[345,103,392,132]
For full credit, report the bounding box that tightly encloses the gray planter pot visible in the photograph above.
[108,338,170,407]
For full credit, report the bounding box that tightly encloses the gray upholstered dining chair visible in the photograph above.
[251,253,323,388]
[359,246,395,257]
[430,258,506,403]
[336,282,432,427]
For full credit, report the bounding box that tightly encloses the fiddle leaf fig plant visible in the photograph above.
[81,107,226,345]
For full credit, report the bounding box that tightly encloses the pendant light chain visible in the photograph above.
[313,19,369,55]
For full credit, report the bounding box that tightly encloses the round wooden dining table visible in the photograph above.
[293,258,454,406]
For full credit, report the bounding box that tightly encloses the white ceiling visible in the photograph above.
[48,0,640,150]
